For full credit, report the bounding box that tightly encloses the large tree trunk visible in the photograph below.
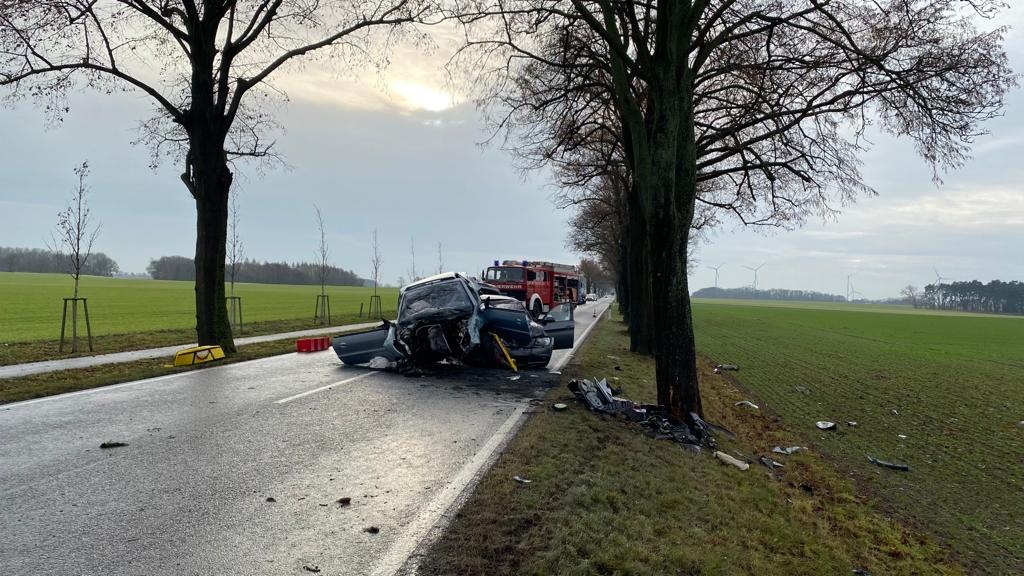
[647,71,702,418]
[191,143,236,353]
[627,181,654,354]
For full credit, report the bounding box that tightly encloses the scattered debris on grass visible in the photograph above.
[891,409,900,415]
[898,434,908,439]
[735,400,759,410]
[568,378,716,451]
[759,456,785,470]
[302,564,321,573]
[794,385,811,394]
[847,421,858,427]
[714,364,739,373]
[714,451,750,471]
[852,569,872,576]
[552,403,567,411]
[99,441,128,449]
[265,497,276,503]
[815,421,837,430]
[867,455,911,472]
[772,446,806,455]
[363,526,380,534]
[513,475,532,484]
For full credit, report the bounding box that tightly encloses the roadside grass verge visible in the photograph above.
[694,301,1024,573]
[418,314,960,575]
[0,339,298,405]
[0,312,393,366]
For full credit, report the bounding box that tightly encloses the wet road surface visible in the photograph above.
[0,299,610,576]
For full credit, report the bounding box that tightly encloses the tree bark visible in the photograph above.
[626,180,654,354]
[191,143,236,353]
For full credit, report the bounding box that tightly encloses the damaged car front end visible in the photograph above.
[332,272,575,370]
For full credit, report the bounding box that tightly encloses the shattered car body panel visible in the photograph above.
[332,273,575,369]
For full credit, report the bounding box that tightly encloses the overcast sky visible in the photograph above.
[1,7,1022,299]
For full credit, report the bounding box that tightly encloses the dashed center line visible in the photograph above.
[274,371,379,404]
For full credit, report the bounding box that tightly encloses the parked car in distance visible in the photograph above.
[332,272,576,369]
[585,293,598,301]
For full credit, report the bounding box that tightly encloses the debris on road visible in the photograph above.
[336,497,351,507]
[567,378,716,450]
[508,375,521,381]
[867,455,911,472]
[513,475,532,484]
[99,441,128,449]
[363,526,380,534]
[714,451,749,471]
[734,400,759,410]
[772,446,806,455]
[552,403,567,411]
[815,421,837,430]
[265,497,276,503]
[713,364,739,373]
[302,565,321,573]
[759,456,784,470]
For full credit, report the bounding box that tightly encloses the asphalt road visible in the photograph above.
[0,299,611,576]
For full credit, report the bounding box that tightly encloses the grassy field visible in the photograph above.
[693,300,1024,573]
[694,297,1024,319]
[421,313,959,575]
[0,272,399,343]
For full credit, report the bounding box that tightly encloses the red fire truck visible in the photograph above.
[483,260,583,318]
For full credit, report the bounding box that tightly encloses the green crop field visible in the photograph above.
[0,272,399,342]
[693,299,1024,573]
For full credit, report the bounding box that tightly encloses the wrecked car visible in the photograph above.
[332,272,575,369]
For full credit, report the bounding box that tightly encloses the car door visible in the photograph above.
[544,302,575,349]
[481,306,534,346]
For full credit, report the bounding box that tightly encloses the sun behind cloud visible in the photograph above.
[389,80,454,112]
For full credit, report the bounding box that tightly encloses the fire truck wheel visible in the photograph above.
[531,299,544,320]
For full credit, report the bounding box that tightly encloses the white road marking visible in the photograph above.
[370,403,529,576]
[273,371,378,404]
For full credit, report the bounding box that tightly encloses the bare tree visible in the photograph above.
[52,161,101,299]
[901,285,921,308]
[227,192,244,297]
[50,161,100,352]
[454,0,1015,418]
[407,236,418,282]
[314,205,329,297]
[370,229,384,296]
[1,0,438,353]
[436,241,445,274]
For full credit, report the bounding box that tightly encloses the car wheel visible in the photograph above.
[531,299,544,319]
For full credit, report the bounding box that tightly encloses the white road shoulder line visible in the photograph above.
[370,403,529,576]
[274,371,378,404]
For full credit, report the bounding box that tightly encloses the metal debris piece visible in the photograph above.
[513,475,532,484]
[772,446,806,455]
[714,364,739,372]
[552,403,568,411]
[735,400,759,410]
[363,526,380,534]
[303,565,321,573]
[897,434,907,439]
[867,455,911,472]
[815,421,837,430]
[847,421,858,427]
[714,451,749,471]
[336,497,351,507]
[265,497,276,503]
[852,569,872,576]
[794,385,811,395]
[891,409,900,415]
[759,456,784,470]
[508,375,521,381]
[99,441,128,449]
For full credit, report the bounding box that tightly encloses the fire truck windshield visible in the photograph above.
[485,267,524,282]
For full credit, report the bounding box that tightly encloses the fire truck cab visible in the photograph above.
[483,260,583,319]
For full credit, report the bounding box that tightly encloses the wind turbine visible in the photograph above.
[846,274,854,302]
[743,263,765,291]
[933,267,947,286]
[707,264,724,288]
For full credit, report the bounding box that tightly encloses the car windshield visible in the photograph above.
[400,279,475,322]
[485,267,525,282]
